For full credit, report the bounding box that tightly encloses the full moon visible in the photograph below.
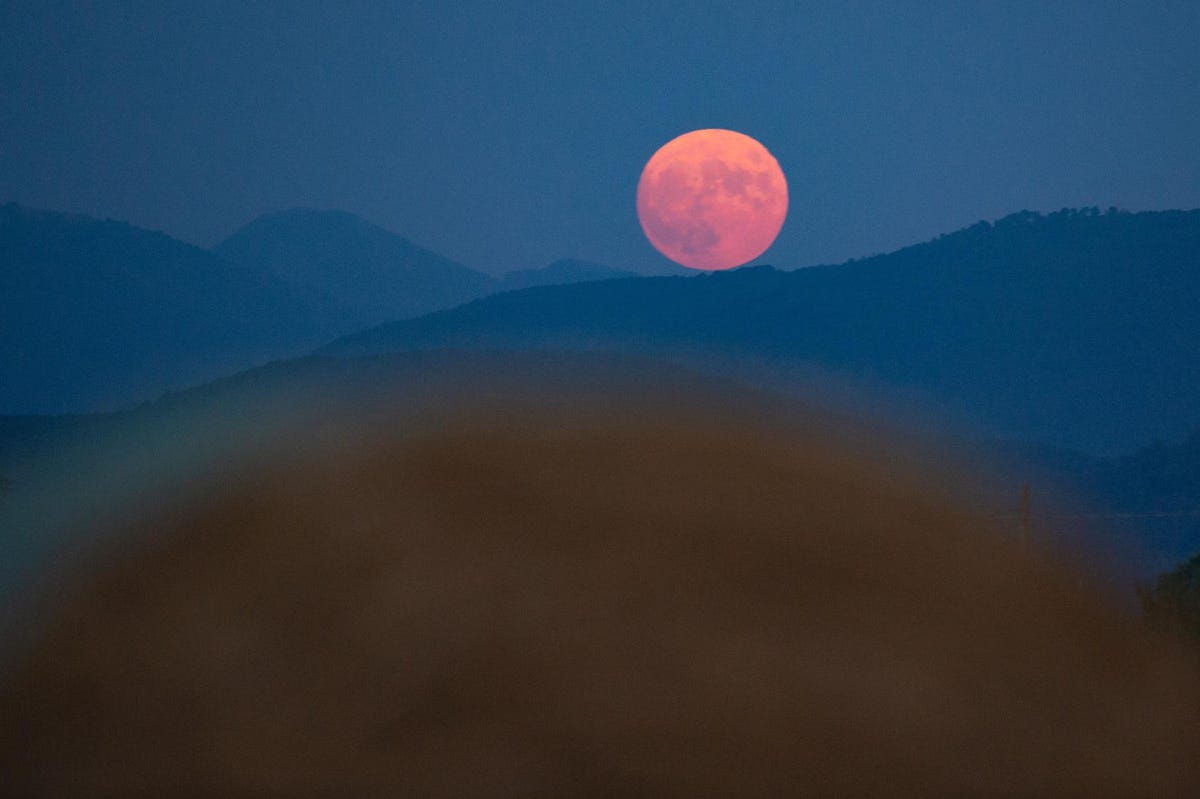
[637,129,788,271]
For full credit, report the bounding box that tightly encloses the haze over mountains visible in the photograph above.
[213,210,655,323]
[498,258,639,292]
[4,202,1199,459]
[3,204,1200,586]
[213,208,495,326]
[329,208,1200,455]
[0,204,339,413]
[0,204,646,413]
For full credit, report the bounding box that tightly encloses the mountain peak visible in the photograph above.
[214,209,495,324]
[0,205,341,413]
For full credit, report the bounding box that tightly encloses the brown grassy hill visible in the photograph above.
[2,398,1198,797]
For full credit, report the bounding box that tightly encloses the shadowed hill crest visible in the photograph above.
[327,207,1200,454]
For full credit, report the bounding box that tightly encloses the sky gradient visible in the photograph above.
[2,0,1197,274]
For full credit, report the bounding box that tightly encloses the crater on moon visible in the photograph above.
[637,129,788,271]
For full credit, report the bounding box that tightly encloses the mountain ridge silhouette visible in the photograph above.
[0,203,349,413]
[0,204,651,413]
[499,258,638,291]
[326,207,1200,454]
[214,207,497,325]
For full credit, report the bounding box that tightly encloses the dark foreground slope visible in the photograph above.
[328,208,1200,454]
[0,204,346,413]
[3,395,1198,796]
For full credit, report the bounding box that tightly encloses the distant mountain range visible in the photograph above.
[213,208,495,326]
[214,210,653,323]
[5,202,1200,455]
[0,204,341,413]
[327,208,1200,455]
[0,204,643,413]
[6,204,1199,613]
[498,258,638,292]
[215,210,656,313]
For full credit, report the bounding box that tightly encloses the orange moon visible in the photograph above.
[636,129,788,271]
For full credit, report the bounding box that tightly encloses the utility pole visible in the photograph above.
[1020,483,1031,552]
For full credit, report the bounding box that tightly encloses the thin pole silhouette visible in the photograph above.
[1020,483,1031,551]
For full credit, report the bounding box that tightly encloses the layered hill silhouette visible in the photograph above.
[0,204,349,413]
[328,208,1200,454]
[498,258,638,292]
[0,204,646,414]
[8,202,1199,452]
[216,212,646,310]
[214,208,497,325]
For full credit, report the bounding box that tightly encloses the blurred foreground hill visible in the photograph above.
[2,350,1198,599]
[330,207,1200,455]
[3,377,1199,796]
[0,351,778,604]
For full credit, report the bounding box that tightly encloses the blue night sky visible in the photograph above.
[1,0,1197,274]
